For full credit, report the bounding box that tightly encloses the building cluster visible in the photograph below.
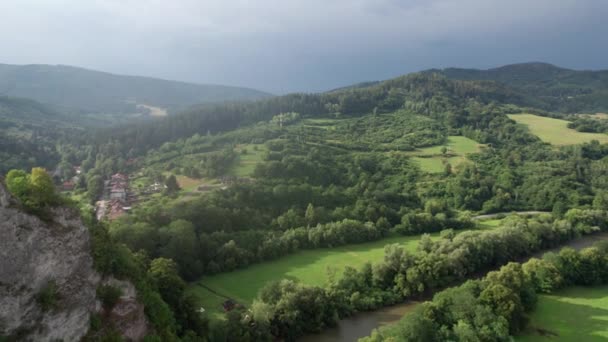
[96,173,133,220]
[56,165,82,192]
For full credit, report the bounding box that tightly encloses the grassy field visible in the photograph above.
[188,225,492,317]
[175,175,203,191]
[409,136,482,173]
[508,113,608,145]
[230,144,267,177]
[517,286,608,341]
[188,233,435,317]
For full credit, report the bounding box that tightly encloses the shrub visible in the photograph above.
[97,285,123,311]
[36,281,59,311]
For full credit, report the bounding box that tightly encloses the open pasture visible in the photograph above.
[189,224,493,316]
[409,136,482,173]
[508,113,608,145]
[517,286,608,341]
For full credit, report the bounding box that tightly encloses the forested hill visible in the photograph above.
[0,96,73,174]
[427,62,608,113]
[93,72,535,155]
[0,63,272,116]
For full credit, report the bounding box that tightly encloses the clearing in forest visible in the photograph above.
[409,136,483,173]
[517,285,608,341]
[136,103,168,117]
[508,113,608,145]
[229,144,267,177]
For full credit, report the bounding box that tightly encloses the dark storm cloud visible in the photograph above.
[1,0,607,93]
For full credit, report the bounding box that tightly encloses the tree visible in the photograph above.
[87,174,103,201]
[159,220,201,279]
[444,162,452,176]
[165,175,180,194]
[5,168,57,211]
[29,167,56,208]
[5,169,30,200]
[149,258,186,308]
[305,203,317,227]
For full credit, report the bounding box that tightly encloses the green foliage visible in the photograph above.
[149,258,186,307]
[97,285,123,311]
[36,281,59,311]
[0,96,63,174]
[5,168,59,213]
[164,175,180,194]
[39,62,608,341]
[436,62,608,113]
[87,175,103,201]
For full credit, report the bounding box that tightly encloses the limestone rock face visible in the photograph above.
[100,278,149,341]
[0,181,99,341]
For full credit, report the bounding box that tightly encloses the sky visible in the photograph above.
[1,0,607,94]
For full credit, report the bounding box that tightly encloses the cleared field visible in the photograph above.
[411,156,466,173]
[175,175,203,191]
[230,144,266,177]
[517,286,608,341]
[137,103,168,117]
[188,225,492,316]
[409,136,482,173]
[508,113,608,145]
[189,233,434,316]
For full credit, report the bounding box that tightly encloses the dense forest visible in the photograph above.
[429,62,608,113]
[5,63,608,341]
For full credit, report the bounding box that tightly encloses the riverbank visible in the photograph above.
[300,230,608,342]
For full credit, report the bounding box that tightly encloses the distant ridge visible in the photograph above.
[423,62,608,112]
[0,63,272,115]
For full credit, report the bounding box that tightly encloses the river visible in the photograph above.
[300,231,608,342]
[298,301,419,342]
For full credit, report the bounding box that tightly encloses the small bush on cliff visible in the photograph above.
[36,281,59,311]
[5,168,59,214]
[97,285,123,312]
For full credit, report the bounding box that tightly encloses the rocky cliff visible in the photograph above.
[0,180,148,341]
[0,180,99,341]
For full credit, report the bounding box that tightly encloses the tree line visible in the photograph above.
[212,210,608,341]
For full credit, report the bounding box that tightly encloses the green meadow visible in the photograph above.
[508,113,608,145]
[517,286,608,341]
[409,136,482,173]
[188,224,495,317]
[188,233,429,317]
[229,144,267,177]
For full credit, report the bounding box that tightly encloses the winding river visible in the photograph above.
[299,301,419,342]
[299,231,608,342]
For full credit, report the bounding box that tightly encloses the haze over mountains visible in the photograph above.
[0,63,271,118]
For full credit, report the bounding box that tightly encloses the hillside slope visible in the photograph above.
[0,63,271,115]
[0,96,71,174]
[427,62,608,112]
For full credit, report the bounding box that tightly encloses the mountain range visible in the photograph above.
[0,63,271,118]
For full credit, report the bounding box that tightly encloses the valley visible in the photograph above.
[5,62,608,342]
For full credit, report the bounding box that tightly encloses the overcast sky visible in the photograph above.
[1,0,607,93]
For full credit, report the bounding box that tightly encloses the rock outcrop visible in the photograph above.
[0,180,100,341]
[0,179,150,341]
[99,278,149,341]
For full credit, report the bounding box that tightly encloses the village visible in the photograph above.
[93,173,134,220]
